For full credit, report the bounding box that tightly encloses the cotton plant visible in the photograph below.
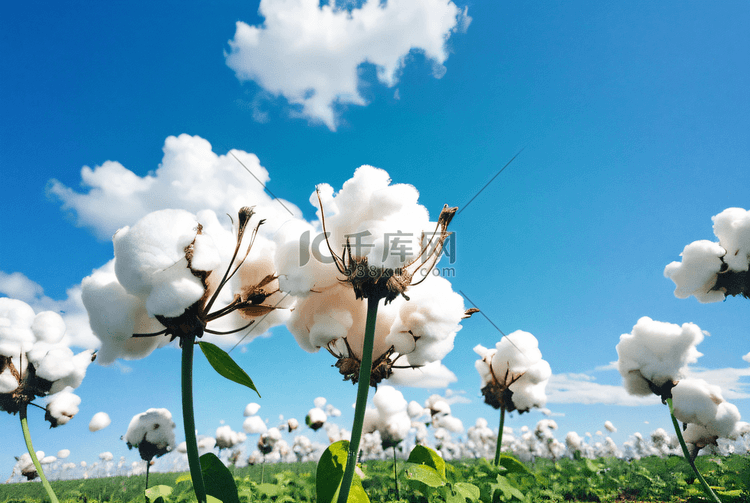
[474,330,551,466]
[81,207,288,503]
[665,207,750,302]
[274,166,477,503]
[215,424,247,462]
[616,316,744,503]
[124,408,176,488]
[0,298,94,503]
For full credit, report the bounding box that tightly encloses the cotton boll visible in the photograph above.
[243,415,267,434]
[604,421,617,433]
[57,449,70,459]
[407,400,427,420]
[314,397,327,408]
[99,452,114,462]
[306,407,327,431]
[275,219,339,296]
[215,425,247,449]
[491,331,544,376]
[566,431,583,452]
[89,412,112,432]
[49,349,95,394]
[0,297,37,357]
[364,386,412,447]
[287,418,299,432]
[473,345,494,387]
[0,366,18,393]
[113,209,209,317]
[124,408,176,461]
[616,317,704,396]
[244,403,261,416]
[664,240,726,303]
[34,347,76,383]
[509,360,551,411]
[712,207,750,272]
[45,389,81,427]
[82,263,171,364]
[40,455,57,465]
[190,233,223,272]
[385,276,466,366]
[31,311,66,345]
[436,415,463,433]
[671,378,741,440]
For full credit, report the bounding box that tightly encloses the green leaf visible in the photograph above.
[255,483,282,497]
[454,482,480,502]
[145,485,173,503]
[200,453,239,503]
[198,342,260,397]
[406,445,447,480]
[490,475,526,501]
[403,464,447,488]
[315,440,370,503]
[175,473,192,485]
[207,496,223,503]
[496,454,531,475]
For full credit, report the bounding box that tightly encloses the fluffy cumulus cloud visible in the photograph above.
[48,134,301,240]
[545,373,657,406]
[225,0,470,130]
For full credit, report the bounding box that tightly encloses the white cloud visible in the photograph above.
[0,271,44,302]
[389,360,457,388]
[546,359,750,406]
[546,373,660,406]
[225,0,468,130]
[48,134,301,240]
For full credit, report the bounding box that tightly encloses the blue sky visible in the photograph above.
[2,0,750,476]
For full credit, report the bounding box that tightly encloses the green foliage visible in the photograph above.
[315,440,369,503]
[403,446,480,503]
[145,485,173,503]
[2,454,749,503]
[200,453,239,503]
[197,342,260,397]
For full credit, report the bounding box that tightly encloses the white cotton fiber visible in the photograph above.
[45,389,81,427]
[664,240,725,303]
[114,209,208,317]
[124,408,176,453]
[0,297,37,357]
[363,386,412,446]
[82,263,171,364]
[475,331,551,412]
[215,425,247,449]
[385,276,466,366]
[671,378,741,440]
[89,412,112,432]
[243,415,267,434]
[31,311,66,344]
[712,208,750,272]
[244,402,261,416]
[616,317,704,395]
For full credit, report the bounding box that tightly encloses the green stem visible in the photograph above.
[182,334,207,503]
[667,398,722,503]
[337,296,379,503]
[494,407,506,466]
[19,402,59,503]
[392,445,400,501]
